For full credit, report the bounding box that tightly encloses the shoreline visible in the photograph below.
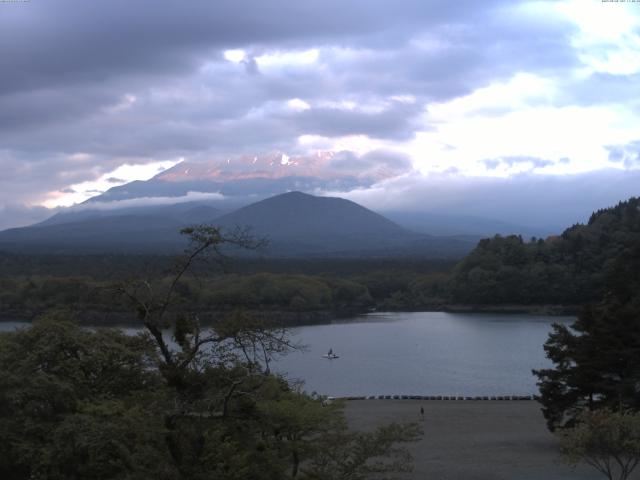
[442,303,580,316]
[333,394,535,401]
[0,304,578,325]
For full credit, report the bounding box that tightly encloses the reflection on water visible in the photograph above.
[0,312,572,397]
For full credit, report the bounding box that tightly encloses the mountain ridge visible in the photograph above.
[0,191,475,258]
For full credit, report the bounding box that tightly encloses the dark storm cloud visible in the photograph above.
[0,0,593,229]
[0,0,576,141]
[0,0,502,94]
[0,86,118,131]
[289,101,424,140]
[328,150,413,177]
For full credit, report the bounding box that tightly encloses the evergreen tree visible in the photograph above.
[534,243,640,431]
[450,197,640,306]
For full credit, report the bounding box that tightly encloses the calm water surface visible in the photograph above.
[0,312,572,397]
[273,312,572,397]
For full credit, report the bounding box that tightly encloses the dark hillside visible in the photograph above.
[216,191,404,238]
[0,191,475,258]
[214,191,475,257]
[449,197,640,305]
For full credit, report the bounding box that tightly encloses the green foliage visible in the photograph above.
[303,422,422,480]
[0,251,455,322]
[450,197,640,305]
[0,316,172,479]
[534,241,640,431]
[0,318,419,479]
[559,409,640,480]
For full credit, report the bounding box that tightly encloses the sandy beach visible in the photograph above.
[345,400,601,480]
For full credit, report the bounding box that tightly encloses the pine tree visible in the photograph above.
[534,243,640,431]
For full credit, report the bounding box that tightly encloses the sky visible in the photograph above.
[1,0,639,230]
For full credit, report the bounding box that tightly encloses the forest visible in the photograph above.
[449,197,640,306]
[0,255,452,323]
[2,198,639,322]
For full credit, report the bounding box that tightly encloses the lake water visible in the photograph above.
[273,312,572,397]
[0,312,571,397]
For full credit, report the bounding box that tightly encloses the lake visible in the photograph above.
[273,312,571,397]
[0,312,571,397]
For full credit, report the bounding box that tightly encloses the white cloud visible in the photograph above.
[224,49,246,63]
[255,49,319,69]
[287,98,311,111]
[427,73,556,119]
[558,0,640,75]
[67,191,224,211]
[557,0,639,43]
[44,158,183,208]
[404,70,640,176]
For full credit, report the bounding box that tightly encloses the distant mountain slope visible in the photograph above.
[0,203,223,253]
[0,214,186,253]
[0,192,476,258]
[38,202,222,228]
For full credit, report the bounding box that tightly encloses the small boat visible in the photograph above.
[322,348,339,359]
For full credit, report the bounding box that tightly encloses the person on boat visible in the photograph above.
[328,348,333,356]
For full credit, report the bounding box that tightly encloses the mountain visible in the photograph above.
[0,203,223,253]
[24,152,377,238]
[217,191,402,239]
[38,202,222,228]
[0,192,476,258]
[39,155,561,241]
[214,191,407,255]
[84,153,371,205]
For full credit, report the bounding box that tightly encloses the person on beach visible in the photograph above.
[420,406,424,420]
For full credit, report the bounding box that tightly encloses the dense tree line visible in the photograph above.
[0,271,449,323]
[0,252,454,280]
[0,274,374,321]
[449,197,640,306]
[534,241,640,431]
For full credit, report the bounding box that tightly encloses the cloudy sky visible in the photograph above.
[1,0,639,230]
